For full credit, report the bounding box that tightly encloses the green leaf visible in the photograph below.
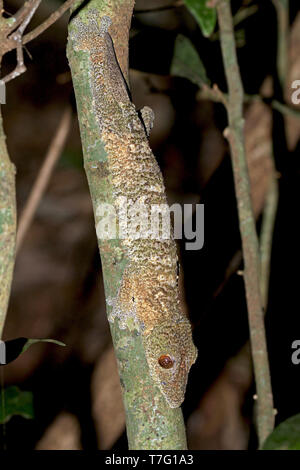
[1,337,66,366]
[20,338,66,356]
[170,34,210,88]
[0,386,34,424]
[263,414,300,450]
[184,0,217,37]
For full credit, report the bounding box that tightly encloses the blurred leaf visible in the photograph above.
[0,386,34,424]
[20,338,66,355]
[184,0,217,37]
[0,338,66,366]
[170,34,210,88]
[263,414,300,450]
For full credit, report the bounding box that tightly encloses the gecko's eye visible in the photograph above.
[158,355,174,369]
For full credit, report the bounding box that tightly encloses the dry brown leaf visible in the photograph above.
[91,346,125,449]
[36,412,82,450]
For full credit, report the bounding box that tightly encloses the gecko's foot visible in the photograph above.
[140,106,155,137]
[108,293,139,331]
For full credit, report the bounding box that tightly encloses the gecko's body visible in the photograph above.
[71,14,197,408]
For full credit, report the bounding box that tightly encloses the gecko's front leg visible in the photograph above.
[108,268,141,331]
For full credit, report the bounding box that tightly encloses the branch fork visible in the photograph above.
[0,0,76,83]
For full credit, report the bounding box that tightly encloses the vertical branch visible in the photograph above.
[0,104,16,338]
[260,167,279,310]
[67,0,187,449]
[215,0,274,446]
[16,106,72,253]
[23,0,78,45]
[260,0,289,308]
[0,8,16,338]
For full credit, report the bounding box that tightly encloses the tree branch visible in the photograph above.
[216,0,274,446]
[6,0,41,35]
[197,82,227,105]
[260,172,279,310]
[23,0,77,45]
[0,105,16,338]
[260,0,289,310]
[16,106,72,253]
[67,0,187,450]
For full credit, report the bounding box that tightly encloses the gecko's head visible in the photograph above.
[144,320,198,408]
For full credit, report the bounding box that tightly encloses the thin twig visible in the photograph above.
[197,82,227,105]
[23,0,77,45]
[6,0,41,34]
[245,94,300,120]
[1,0,42,84]
[264,99,300,120]
[18,0,41,36]
[16,106,72,253]
[1,41,26,83]
[271,98,300,118]
[260,172,279,310]
[233,4,259,27]
[199,88,300,120]
[216,0,274,446]
[210,4,259,41]
[1,0,40,82]
[1,0,75,82]
[260,0,289,309]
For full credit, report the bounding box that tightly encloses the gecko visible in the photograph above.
[70,12,198,408]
